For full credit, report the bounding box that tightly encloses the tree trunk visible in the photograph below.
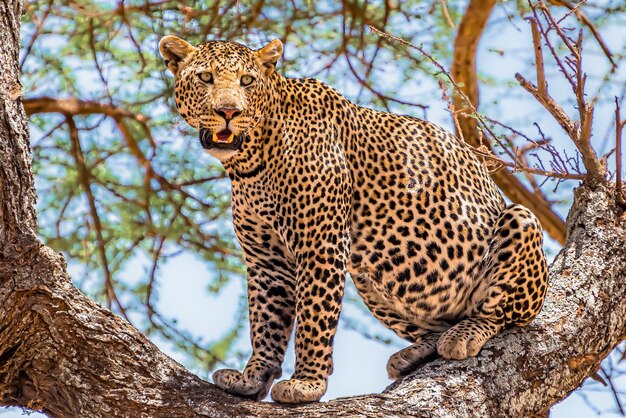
[1,2,625,417]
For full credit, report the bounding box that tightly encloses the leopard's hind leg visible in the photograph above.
[437,204,549,360]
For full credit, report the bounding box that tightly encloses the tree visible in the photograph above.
[1,0,626,416]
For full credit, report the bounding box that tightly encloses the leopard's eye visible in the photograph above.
[241,75,255,86]
[198,72,214,84]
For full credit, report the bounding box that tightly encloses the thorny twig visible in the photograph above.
[439,80,583,180]
[546,0,617,70]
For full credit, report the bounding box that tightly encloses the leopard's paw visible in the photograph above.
[437,325,487,360]
[387,334,439,379]
[213,365,279,401]
[271,378,327,404]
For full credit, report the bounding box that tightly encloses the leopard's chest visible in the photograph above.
[231,169,303,254]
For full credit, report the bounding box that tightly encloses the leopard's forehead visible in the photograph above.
[193,41,258,73]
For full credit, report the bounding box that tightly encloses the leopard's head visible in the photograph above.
[159,36,282,161]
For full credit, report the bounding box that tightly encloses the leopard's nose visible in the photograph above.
[215,107,241,120]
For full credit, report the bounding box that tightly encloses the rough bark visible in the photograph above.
[2,182,624,418]
[0,0,38,260]
[1,1,626,417]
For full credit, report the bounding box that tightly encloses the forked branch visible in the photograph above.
[516,2,606,184]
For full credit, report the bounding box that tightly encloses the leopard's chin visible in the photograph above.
[206,148,239,161]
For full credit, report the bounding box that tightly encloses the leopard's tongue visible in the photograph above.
[213,129,234,144]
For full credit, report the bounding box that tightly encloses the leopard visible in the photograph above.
[159,35,549,404]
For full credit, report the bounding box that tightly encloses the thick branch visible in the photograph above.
[451,0,566,245]
[23,97,148,123]
[0,184,624,418]
[0,0,38,259]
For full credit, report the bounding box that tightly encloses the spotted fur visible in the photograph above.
[159,36,549,404]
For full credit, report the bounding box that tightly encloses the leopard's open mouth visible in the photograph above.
[199,128,244,150]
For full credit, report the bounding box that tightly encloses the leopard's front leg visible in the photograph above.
[213,210,297,401]
[270,238,349,404]
[270,175,351,403]
[212,257,296,400]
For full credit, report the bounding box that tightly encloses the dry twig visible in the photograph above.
[545,0,617,69]
[517,2,606,183]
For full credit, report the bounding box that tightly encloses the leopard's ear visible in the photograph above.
[159,35,197,76]
[255,39,283,76]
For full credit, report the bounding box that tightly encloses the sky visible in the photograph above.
[3,1,626,417]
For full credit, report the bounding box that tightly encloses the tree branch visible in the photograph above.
[545,0,617,70]
[23,97,148,123]
[1,183,625,417]
[65,116,128,319]
[517,3,607,184]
